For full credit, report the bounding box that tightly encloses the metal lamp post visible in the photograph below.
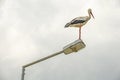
[21,39,86,80]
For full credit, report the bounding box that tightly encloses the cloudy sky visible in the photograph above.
[0,0,120,80]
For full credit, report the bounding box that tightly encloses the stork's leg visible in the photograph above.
[79,27,81,40]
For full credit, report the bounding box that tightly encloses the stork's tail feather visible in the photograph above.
[65,23,71,28]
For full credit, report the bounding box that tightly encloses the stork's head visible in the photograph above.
[88,8,95,19]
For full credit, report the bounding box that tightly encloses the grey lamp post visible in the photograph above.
[21,39,86,80]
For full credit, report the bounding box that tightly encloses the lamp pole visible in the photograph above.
[21,50,64,80]
[21,39,85,80]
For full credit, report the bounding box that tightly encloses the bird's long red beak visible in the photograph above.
[90,12,95,19]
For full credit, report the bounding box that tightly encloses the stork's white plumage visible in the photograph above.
[65,8,94,39]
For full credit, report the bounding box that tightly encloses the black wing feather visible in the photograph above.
[71,20,85,24]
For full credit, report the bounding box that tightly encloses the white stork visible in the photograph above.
[65,8,94,40]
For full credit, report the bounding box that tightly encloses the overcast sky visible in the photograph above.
[0,0,120,80]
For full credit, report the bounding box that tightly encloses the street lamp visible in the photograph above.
[21,39,86,80]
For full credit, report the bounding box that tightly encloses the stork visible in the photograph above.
[65,8,95,40]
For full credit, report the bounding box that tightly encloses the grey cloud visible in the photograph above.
[0,0,120,80]
[16,0,58,25]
